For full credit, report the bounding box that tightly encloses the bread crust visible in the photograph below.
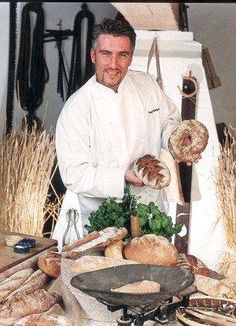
[0,268,34,303]
[0,289,60,321]
[38,252,61,278]
[194,274,233,297]
[62,231,100,252]
[123,234,178,266]
[104,240,124,259]
[63,227,127,259]
[4,269,49,305]
[133,154,171,189]
[176,253,211,277]
[169,120,209,162]
[14,312,72,326]
[69,255,138,274]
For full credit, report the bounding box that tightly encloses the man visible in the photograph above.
[53,18,199,245]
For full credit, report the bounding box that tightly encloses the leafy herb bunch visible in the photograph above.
[136,202,183,241]
[85,192,183,241]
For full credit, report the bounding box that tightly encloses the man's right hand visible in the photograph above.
[125,170,144,187]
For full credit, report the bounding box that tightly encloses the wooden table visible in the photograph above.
[0,231,57,273]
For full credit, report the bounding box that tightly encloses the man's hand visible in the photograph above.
[125,170,144,187]
[175,135,201,166]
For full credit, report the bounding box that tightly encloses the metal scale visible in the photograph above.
[71,264,195,325]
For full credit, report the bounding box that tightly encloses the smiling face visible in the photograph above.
[90,34,133,92]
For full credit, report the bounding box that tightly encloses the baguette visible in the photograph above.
[0,268,34,303]
[0,289,61,324]
[4,269,49,304]
[63,227,127,259]
[14,313,72,326]
[62,231,100,252]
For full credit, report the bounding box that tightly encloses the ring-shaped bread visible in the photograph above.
[133,154,171,190]
[169,119,209,162]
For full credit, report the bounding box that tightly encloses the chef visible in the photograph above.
[52,18,200,248]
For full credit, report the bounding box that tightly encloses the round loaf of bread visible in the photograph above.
[38,251,61,278]
[133,154,171,189]
[123,234,178,266]
[169,120,209,162]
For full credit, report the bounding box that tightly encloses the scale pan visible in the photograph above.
[71,264,194,306]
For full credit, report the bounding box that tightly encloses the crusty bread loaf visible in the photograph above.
[104,240,124,259]
[133,154,171,190]
[112,280,161,293]
[0,268,34,303]
[193,274,233,297]
[4,269,49,304]
[169,120,209,162]
[38,251,61,278]
[14,313,72,326]
[176,253,212,277]
[0,289,61,324]
[123,234,178,266]
[63,227,127,259]
[69,255,138,274]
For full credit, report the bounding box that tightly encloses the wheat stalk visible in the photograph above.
[215,127,236,274]
[0,125,61,237]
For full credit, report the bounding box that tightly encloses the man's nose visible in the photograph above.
[110,55,119,68]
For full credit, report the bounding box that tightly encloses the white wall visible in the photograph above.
[187,3,236,128]
[1,3,236,132]
[0,3,10,136]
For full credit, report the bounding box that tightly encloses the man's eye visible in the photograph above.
[120,53,128,58]
[101,52,110,56]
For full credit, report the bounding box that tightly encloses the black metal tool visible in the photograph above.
[16,1,49,130]
[44,28,73,101]
[6,2,17,135]
[174,73,198,253]
[67,2,95,99]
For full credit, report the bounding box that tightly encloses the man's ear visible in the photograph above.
[128,54,133,67]
[90,49,95,64]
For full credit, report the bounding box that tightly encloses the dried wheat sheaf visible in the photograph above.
[0,126,61,237]
[215,127,236,275]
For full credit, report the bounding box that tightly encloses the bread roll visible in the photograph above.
[69,255,138,274]
[0,289,60,324]
[0,268,34,303]
[104,240,124,259]
[38,251,61,278]
[123,234,178,266]
[112,280,160,293]
[14,313,72,326]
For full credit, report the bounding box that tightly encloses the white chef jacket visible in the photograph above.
[53,70,181,247]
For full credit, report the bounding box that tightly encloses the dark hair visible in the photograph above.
[92,18,136,53]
